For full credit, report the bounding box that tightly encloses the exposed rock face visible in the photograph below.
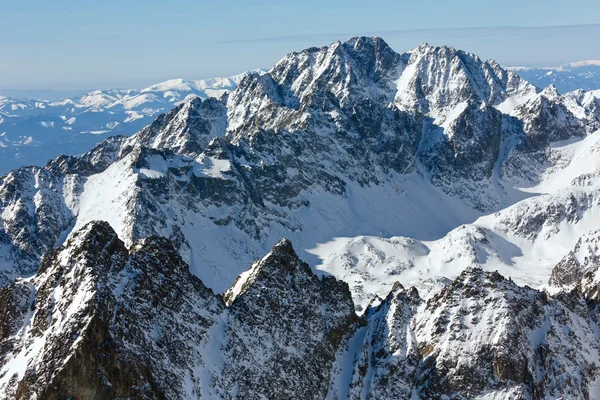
[0,221,223,399]
[550,250,584,288]
[1,223,600,399]
[135,96,228,156]
[220,239,359,399]
[47,135,129,177]
[0,225,359,399]
[564,89,600,133]
[502,86,588,185]
[412,268,600,399]
[516,85,586,150]
[395,43,536,114]
[550,230,600,297]
[343,268,600,399]
[0,167,82,285]
[418,102,521,210]
[346,283,421,399]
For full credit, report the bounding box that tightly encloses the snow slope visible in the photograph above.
[312,129,600,310]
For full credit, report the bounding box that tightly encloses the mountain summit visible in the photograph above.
[1,36,597,294]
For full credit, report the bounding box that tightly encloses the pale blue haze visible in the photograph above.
[1,0,599,89]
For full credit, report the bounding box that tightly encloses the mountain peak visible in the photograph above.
[340,36,400,73]
[223,238,306,305]
[270,237,296,257]
[541,83,560,97]
[457,266,507,285]
[344,35,392,50]
[131,93,227,155]
[59,220,120,255]
[37,220,127,276]
[409,42,457,57]
[269,35,402,83]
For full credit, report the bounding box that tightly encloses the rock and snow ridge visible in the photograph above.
[0,222,358,399]
[1,222,600,398]
[0,36,600,397]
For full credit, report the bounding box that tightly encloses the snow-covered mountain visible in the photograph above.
[512,61,600,93]
[2,222,600,398]
[2,37,600,398]
[0,71,261,174]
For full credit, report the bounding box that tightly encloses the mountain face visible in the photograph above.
[2,37,597,292]
[343,268,600,399]
[0,72,259,175]
[221,238,359,399]
[2,222,600,399]
[1,37,600,398]
[0,222,358,399]
[550,229,600,298]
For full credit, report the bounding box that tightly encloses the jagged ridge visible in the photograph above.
[1,226,600,398]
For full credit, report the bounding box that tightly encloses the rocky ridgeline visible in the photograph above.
[1,37,598,289]
[1,223,600,398]
[0,222,358,399]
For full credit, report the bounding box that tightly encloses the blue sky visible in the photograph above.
[1,1,599,89]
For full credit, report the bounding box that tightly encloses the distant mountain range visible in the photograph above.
[511,61,600,93]
[0,89,90,102]
[0,71,263,174]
